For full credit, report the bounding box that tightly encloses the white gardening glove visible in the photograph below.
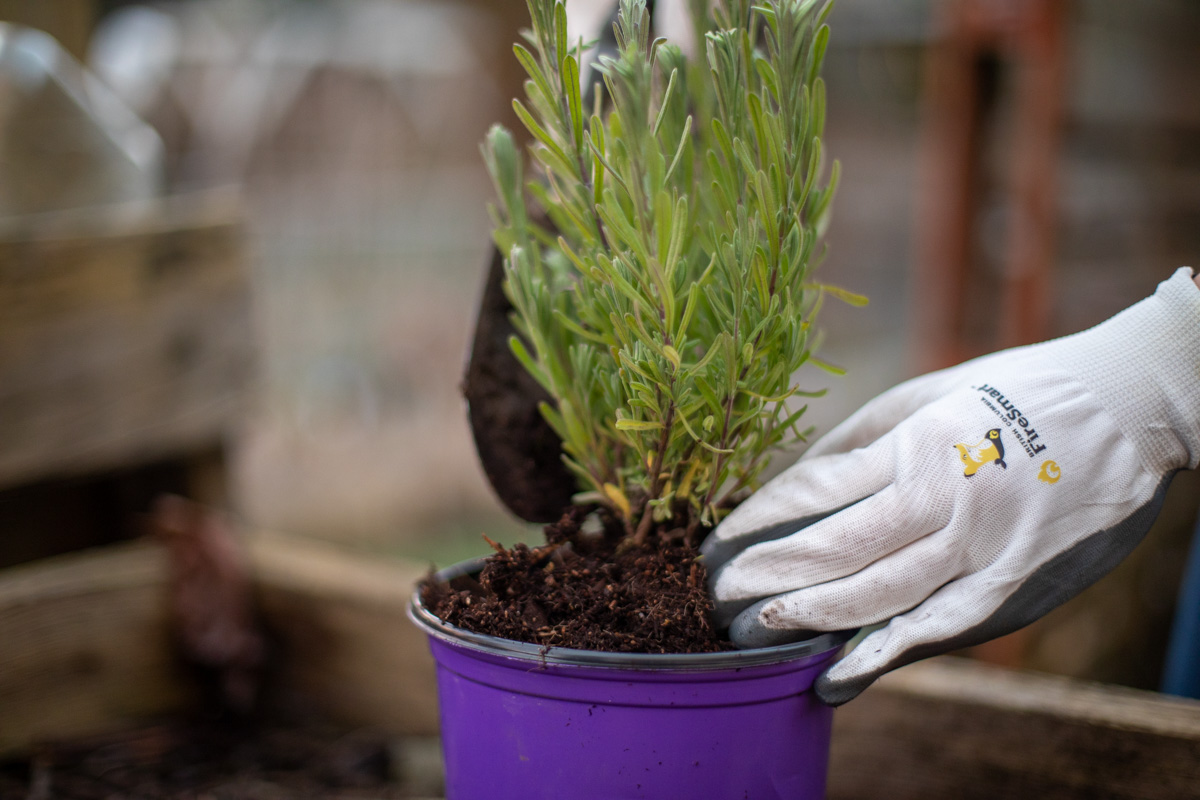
[702,268,1200,705]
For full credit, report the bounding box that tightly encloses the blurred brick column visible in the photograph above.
[913,0,1069,373]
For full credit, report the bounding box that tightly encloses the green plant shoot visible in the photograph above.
[484,0,863,541]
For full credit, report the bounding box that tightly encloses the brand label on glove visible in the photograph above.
[971,384,1051,459]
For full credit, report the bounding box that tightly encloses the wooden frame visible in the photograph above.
[0,191,252,565]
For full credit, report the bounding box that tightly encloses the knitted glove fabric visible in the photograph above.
[702,268,1200,705]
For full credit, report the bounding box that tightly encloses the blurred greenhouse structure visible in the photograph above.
[4,0,1197,690]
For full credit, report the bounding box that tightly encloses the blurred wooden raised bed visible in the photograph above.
[0,190,253,566]
[828,657,1200,799]
[2,533,1199,797]
[0,533,437,757]
[0,189,250,491]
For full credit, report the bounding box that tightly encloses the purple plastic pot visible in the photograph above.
[408,558,851,800]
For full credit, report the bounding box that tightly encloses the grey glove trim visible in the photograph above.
[814,472,1176,706]
[728,597,827,649]
[703,501,862,630]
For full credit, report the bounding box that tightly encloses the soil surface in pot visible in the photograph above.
[421,506,733,653]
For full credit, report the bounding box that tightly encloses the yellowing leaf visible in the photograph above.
[805,282,869,307]
[615,419,664,431]
[676,458,702,499]
[603,483,631,517]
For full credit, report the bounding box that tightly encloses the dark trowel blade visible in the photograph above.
[462,246,577,522]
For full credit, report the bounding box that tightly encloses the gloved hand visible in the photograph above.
[702,268,1200,705]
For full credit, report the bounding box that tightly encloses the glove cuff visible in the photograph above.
[1059,267,1200,473]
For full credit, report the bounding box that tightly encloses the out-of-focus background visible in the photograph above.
[1,0,1199,792]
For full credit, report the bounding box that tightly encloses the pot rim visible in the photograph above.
[408,556,854,671]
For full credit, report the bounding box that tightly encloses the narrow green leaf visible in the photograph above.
[809,356,847,376]
[695,376,724,414]
[508,335,551,393]
[778,403,811,439]
[711,117,735,165]
[754,56,780,103]
[649,35,668,65]
[513,99,572,171]
[562,54,583,153]
[537,400,569,441]
[653,68,678,139]
[807,24,830,87]
[559,398,591,450]
[587,138,633,199]
[747,92,770,170]
[744,386,797,403]
[552,308,607,343]
[798,134,822,212]
[588,119,605,206]
[555,235,589,272]
[676,279,702,341]
[811,158,841,234]
[686,331,728,379]
[544,170,592,238]
[513,44,553,103]
[664,116,693,183]
[554,0,568,63]
[664,195,688,281]
[805,281,868,307]
[680,409,735,453]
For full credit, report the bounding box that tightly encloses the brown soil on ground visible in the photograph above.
[0,719,405,800]
[422,506,732,654]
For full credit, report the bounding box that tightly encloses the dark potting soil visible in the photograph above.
[422,506,733,654]
[0,719,406,800]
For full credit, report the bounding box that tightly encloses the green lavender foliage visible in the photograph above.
[484,0,863,535]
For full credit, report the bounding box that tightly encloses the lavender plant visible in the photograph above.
[484,0,862,542]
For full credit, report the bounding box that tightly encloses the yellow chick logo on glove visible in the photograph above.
[955,428,1007,477]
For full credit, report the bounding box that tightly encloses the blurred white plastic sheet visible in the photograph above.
[87,0,496,185]
[0,23,163,216]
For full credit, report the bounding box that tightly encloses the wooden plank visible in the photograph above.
[828,656,1200,800]
[248,533,440,737]
[0,542,194,756]
[0,192,246,319]
[0,191,252,490]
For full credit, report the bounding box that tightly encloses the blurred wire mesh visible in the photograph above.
[82,0,524,549]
